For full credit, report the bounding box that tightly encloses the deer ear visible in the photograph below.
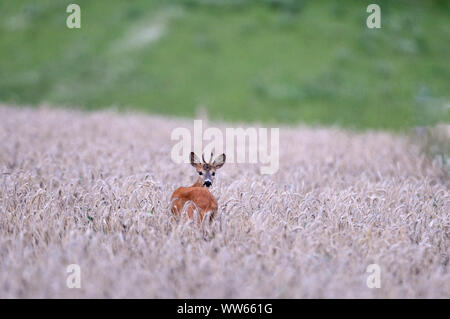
[213,153,226,169]
[190,152,201,167]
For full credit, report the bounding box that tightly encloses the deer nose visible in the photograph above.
[204,180,212,187]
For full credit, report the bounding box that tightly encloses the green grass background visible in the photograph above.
[0,0,449,130]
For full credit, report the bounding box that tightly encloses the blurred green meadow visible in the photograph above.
[0,0,449,130]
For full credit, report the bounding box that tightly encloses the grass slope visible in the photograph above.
[0,0,449,129]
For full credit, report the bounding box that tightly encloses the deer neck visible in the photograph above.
[191,177,204,188]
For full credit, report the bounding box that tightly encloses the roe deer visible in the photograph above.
[170,152,226,221]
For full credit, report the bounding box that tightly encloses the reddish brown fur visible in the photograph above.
[171,186,218,221]
[170,152,225,222]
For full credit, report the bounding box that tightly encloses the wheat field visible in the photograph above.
[0,105,448,298]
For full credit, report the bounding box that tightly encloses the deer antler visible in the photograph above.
[202,151,215,164]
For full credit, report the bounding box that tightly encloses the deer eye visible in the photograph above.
[198,172,203,175]
[212,172,215,176]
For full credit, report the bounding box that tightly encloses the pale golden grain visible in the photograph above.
[0,105,448,298]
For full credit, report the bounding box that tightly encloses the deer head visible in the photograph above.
[190,151,226,188]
